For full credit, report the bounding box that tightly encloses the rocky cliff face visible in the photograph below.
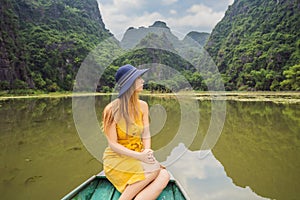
[0,0,110,91]
[0,0,31,89]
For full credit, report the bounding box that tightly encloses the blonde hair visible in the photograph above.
[102,80,140,134]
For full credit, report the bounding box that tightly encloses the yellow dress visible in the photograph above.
[102,111,146,193]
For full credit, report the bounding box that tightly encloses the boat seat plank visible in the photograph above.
[71,179,100,200]
[111,189,121,200]
[90,178,116,200]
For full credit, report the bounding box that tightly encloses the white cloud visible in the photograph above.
[112,0,146,9]
[98,1,231,39]
[100,7,165,38]
[228,0,235,5]
[99,0,168,39]
[161,0,178,5]
[132,12,165,28]
[162,4,224,36]
[98,0,146,20]
[169,9,177,15]
[185,4,225,26]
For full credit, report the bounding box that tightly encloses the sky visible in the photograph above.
[97,0,235,40]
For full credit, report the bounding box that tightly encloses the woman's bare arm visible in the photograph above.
[140,100,151,149]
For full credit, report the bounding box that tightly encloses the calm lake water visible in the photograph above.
[0,95,299,200]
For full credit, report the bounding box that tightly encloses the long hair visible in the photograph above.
[102,80,140,134]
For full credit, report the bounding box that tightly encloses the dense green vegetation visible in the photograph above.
[0,0,111,92]
[1,0,299,93]
[206,0,300,91]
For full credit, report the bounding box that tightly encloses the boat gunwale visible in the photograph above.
[97,171,190,199]
[61,175,97,200]
[61,171,190,200]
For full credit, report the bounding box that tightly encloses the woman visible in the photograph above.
[102,64,170,200]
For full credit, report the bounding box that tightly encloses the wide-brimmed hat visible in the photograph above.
[115,64,149,97]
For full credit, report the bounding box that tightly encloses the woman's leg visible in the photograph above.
[134,168,170,200]
[119,170,159,200]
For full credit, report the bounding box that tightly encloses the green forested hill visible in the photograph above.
[205,0,300,91]
[1,0,299,93]
[0,0,111,92]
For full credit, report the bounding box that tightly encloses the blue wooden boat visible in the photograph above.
[61,171,189,200]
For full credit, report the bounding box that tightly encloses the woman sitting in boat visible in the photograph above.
[102,64,170,200]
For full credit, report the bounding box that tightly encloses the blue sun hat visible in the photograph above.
[115,64,149,98]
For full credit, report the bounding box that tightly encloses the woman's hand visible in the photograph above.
[138,149,156,164]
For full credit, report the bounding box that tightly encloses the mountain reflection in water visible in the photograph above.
[0,96,299,200]
[164,143,268,200]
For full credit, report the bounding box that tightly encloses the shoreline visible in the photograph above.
[145,91,300,104]
[0,91,299,104]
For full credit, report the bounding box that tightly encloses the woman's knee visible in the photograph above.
[155,169,170,190]
[144,169,159,180]
[159,169,170,182]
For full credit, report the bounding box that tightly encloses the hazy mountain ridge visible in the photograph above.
[96,22,213,93]
[183,31,210,47]
[121,21,210,49]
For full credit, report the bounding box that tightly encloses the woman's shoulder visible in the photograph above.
[138,100,148,112]
[104,99,119,112]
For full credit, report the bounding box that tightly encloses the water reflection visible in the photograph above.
[0,98,102,200]
[165,143,268,200]
[0,96,299,200]
[212,101,300,200]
